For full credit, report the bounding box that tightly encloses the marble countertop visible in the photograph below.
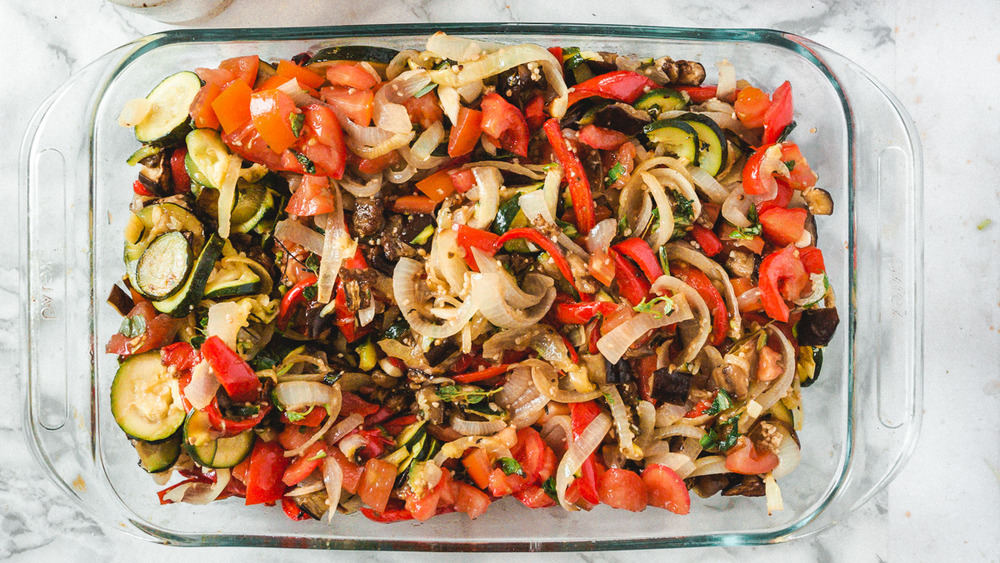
[3,0,999,560]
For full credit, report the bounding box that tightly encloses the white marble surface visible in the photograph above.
[4,0,1000,560]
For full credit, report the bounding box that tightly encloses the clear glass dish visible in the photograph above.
[18,23,923,551]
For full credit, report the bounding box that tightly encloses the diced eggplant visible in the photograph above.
[650,368,692,405]
[424,340,459,367]
[655,57,706,86]
[294,490,330,520]
[692,474,729,498]
[722,474,765,497]
[107,284,134,316]
[712,363,749,400]
[351,197,385,238]
[605,357,635,384]
[803,187,834,216]
[797,308,840,347]
[725,249,757,279]
[592,103,651,136]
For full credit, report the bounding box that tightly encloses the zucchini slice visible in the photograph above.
[634,87,689,117]
[124,202,205,291]
[203,261,263,299]
[182,409,256,469]
[135,71,202,145]
[306,45,399,75]
[111,351,186,441]
[153,234,225,317]
[678,113,728,177]
[643,119,699,164]
[127,145,162,166]
[185,129,232,189]
[134,432,182,473]
[232,187,280,234]
[135,231,194,300]
[211,431,255,468]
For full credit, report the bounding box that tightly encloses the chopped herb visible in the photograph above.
[304,253,321,274]
[381,317,410,340]
[302,284,318,302]
[285,406,315,422]
[118,314,146,339]
[978,219,992,230]
[289,113,304,137]
[414,83,437,98]
[306,449,328,462]
[702,389,732,416]
[699,415,741,452]
[190,335,206,348]
[496,457,526,478]
[410,224,435,245]
[775,120,797,143]
[292,151,316,174]
[604,162,626,186]
[436,385,500,405]
[673,192,694,224]
[603,392,615,404]
[658,245,670,275]
[633,295,675,318]
[730,203,762,239]
[783,159,796,171]
[542,476,558,500]
[618,215,630,236]
[554,219,579,238]
[322,372,343,386]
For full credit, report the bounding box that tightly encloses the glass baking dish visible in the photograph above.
[18,23,923,551]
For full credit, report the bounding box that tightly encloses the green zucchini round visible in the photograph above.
[111,351,186,441]
[135,71,202,146]
[135,231,193,300]
[643,119,700,164]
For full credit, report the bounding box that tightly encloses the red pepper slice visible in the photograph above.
[758,245,810,323]
[281,496,312,521]
[200,335,262,403]
[543,118,596,233]
[762,81,793,145]
[454,224,500,270]
[609,249,650,306]
[524,94,547,131]
[685,395,715,418]
[244,439,290,506]
[672,262,729,346]
[276,274,318,331]
[480,92,530,157]
[674,85,718,104]
[555,301,618,325]
[494,227,577,291]
[452,364,510,384]
[578,124,630,151]
[567,70,659,107]
[690,224,723,257]
[204,399,272,437]
[132,179,154,197]
[612,238,664,284]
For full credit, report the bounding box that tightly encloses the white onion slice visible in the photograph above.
[517,191,589,259]
[765,473,784,514]
[393,257,477,339]
[687,455,729,477]
[664,242,742,339]
[462,160,549,181]
[555,412,611,510]
[317,183,352,304]
[745,326,796,422]
[468,167,502,229]
[437,86,460,125]
[650,276,710,366]
[602,384,642,460]
[540,414,572,457]
[426,32,503,62]
[274,381,341,412]
[527,358,604,403]
[771,426,802,480]
[275,219,325,255]
[409,120,445,162]
[118,98,151,127]
[640,171,674,249]
[386,49,419,80]
[216,155,242,239]
[276,78,313,108]
[206,300,247,351]
[165,468,230,505]
[655,402,688,427]
[652,424,707,441]
[645,451,696,479]
[471,272,555,329]
[322,457,344,522]
[636,400,657,450]
[450,414,507,436]
[716,60,737,102]
[596,293,694,364]
[340,175,382,198]
[325,412,365,446]
[508,393,549,429]
[184,360,219,410]
[687,164,730,205]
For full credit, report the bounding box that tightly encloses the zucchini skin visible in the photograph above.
[111,351,186,441]
[134,71,202,146]
[678,112,728,177]
[152,234,225,317]
[135,231,194,300]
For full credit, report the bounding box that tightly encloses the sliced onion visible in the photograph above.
[652,424,706,441]
[508,393,549,429]
[543,167,561,218]
[386,49,419,80]
[745,325,796,422]
[426,32,503,62]
[216,155,242,239]
[274,381,341,412]
[457,80,483,103]
[585,218,617,255]
[430,227,469,293]
[517,191,589,259]
[540,414,572,456]
[276,78,314,108]
[317,183,352,304]
[285,478,324,497]
[437,85,460,125]
[596,293,693,364]
[385,162,417,184]
[284,405,342,458]
[322,457,343,522]
[738,287,762,310]
[650,167,702,221]
[393,257,477,338]
[409,120,445,162]
[433,434,513,466]
[325,412,365,446]
[602,384,641,460]
[462,160,549,181]
[450,414,507,436]
[468,167,502,229]
[686,455,728,477]
[206,300,247,351]
[494,365,531,407]
[664,242,742,339]
[185,359,219,410]
[765,474,784,514]
[687,164,730,204]
[645,451,696,479]
[555,412,611,510]
[527,358,603,403]
[750,144,790,201]
[399,145,449,171]
[484,327,593,394]
[471,248,544,309]
[636,400,657,450]
[716,60,737,103]
[771,425,802,480]
[338,433,369,459]
[650,276,710,366]
[640,171,674,249]
[340,175,382,198]
[275,219,324,255]
[164,468,230,505]
[358,301,376,327]
[471,272,555,329]
[428,39,568,118]
[118,98,151,127]
[378,338,430,370]
[655,402,688,427]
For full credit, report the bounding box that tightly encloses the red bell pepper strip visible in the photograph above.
[798,246,826,275]
[674,85,718,104]
[280,406,327,427]
[555,301,618,325]
[758,245,810,323]
[281,496,312,521]
[132,179,154,197]
[452,364,510,384]
[567,70,658,107]
[690,224,723,257]
[543,118,596,233]
[609,249,650,306]
[524,94,547,130]
[578,124,630,151]
[762,81,793,145]
[569,401,603,505]
[204,399,272,437]
[741,143,784,197]
[493,227,577,291]
[454,224,500,270]
[672,262,729,346]
[244,439,290,505]
[200,336,262,403]
[276,274,318,331]
[480,92,530,157]
[161,341,200,372]
[612,238,664,284]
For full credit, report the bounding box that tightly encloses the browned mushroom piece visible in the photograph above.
[692,474,730,498]
[748,420,782,455]
[712,363,750,399]
[725,249,757,279]
[655,57,707,86]
[803,187,834,216]
[722,474,766,497]
[351,197,385,238]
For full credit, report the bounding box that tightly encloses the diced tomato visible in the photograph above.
[762,81,793,145]
[360,506,415,523]
[690,224,723,257]
[578,124,629,151]
[282,442,327,486]
[325,63,378,90]
[280,406,327,427]
[219,55,259,88]
[731,276,763,312]
[320,85,374,126]
[299,104,347,179]
[642,464,690,514]
[524,94,547,130]
[211,79,254,134]
[454,481,492,518]
[196,66,236,88]
[447,168,475,193]
[757,177,794,214]
[734,86,771,129]
[169,148,191,194]
[190,83,222,129]
[285,175,335,217]
[675,85,718,103]
[604,140,636,189]
[222,121,284,170]
[160,341,200,372]
[244,439,290,505]
[415,168,458,202]
[341,391,380,418]
[405,481,443,522]
[513,427,549,483]
[756,345,784,382]
[249,89,299,154]
[357,458,398,513]
[391,195,437,215]
[598,468,647,512]
[480,92,530,157]
[327,447,364,494]
[515,485,556,509]
[780,143,818,190]
[278,424,315,452]
[759,207,808,247]
[462,448,493,489]
[105,301,178,356]
[354,151,399,175]
[758,245,810,323]
[448,107,482,157]
[276,59,325,89]
[488,467,528,497]
[725,436,780,475]
[798,246,826,275]
[404,90,444,130]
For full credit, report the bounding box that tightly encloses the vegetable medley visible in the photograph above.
[109,32,840,523]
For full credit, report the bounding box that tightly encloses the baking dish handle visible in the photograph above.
[783,37,924,539]
[19,42,151,531]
